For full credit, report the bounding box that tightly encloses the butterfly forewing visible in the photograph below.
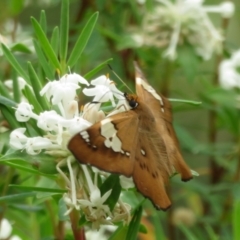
[68,111,139,177]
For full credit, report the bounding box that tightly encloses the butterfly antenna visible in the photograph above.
[107,64,133,93]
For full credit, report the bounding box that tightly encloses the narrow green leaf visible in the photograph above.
[169,98,202,106]
[27,62,50,110]
[51,26,59,56]
[0,81,12,99]
[153,214,167,240]
[1,44,29,82]
[1,161,56,179]
[233,200,240,240]
[67,12,99,68]
[40,10,47,33]
[33,39,55,79]
[0,105,20,129]
[178,224,198,240]
[12,71,21,102]
[11,43,32,54]
[0,96,17,108]
[9,185,66,193]
[109,224,128,240]
[126,206,143,239]
[84,58,113,80]
[0,192,36,203]
[58,197,69,221]
[21,85,42,114]
[31,17,61,72]
[100,174,121,211]
[60,0,69,63]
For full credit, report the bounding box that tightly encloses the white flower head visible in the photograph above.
[9,70,132,230]
[219,49,240,89]
[139,0,235,60]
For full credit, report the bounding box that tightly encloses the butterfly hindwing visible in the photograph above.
[134,62,192,181]
[133,128,172,210]
[68,111,139,177]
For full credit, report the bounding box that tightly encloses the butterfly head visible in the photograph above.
[124,93,139,109]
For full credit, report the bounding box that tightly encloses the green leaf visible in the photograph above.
[84,58,113,80]
[169,98,202,106]
[153,213,167,240]
[27,62,50,110]
[58,197,69,221]
[0,95,17,108]
[0,192,36,203]
[0,81,12,99]
[31,17,61,73]
[126,206,143,239]
[60,0,69,64]
[233,200,240,240]
[1,160,56,179]
[51,26,59,56]
[22,84,43,114]
[178,44,200,82]
[178,224,198,240]
[33,39,55,79]
[67,12,99,68]
[109,224,128,240]
[11,43,32,54]
[1,43,29,82]
[39,10,47,34]
[100,174,121,211]
[9,185,66,194]
[0,104,20,129]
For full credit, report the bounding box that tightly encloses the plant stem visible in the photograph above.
[69,209,86,240]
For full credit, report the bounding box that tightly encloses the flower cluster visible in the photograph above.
[9,73,131,228]
[134,0,234,60]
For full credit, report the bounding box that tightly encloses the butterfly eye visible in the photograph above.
[129,99,138,109]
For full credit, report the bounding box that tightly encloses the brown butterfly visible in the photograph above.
[68,62,192,210]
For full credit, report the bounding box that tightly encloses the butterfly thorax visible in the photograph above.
[124,92,156,125]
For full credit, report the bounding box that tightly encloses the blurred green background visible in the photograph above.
[0,0,240,239]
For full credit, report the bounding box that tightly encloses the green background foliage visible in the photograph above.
[0,0,240,239]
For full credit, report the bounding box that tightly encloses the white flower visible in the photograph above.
[204,2,235,18]
[60,73,89,86]
[140,0,234,60]
[82,102,105,124]
[83,75,124,107]
[37,110,64,132]
[10,128,28,150]
[25,137,53,155]
[0,218,12,239]
[40,80,79,106]
[219,50,240,89]
[61,116,92,135]
[15,102,37,122]
[0,218,22,240]
[119,176,135,190]
[10,128,54,155]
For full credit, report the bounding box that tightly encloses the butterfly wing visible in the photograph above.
[134,62,192,181]
[68,111,139,177]
[133,126,172,210]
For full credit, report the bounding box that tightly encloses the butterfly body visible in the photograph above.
[68,63,192,210]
